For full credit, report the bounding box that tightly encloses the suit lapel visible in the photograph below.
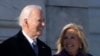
[17,31,36,56]
[37,39,47,56]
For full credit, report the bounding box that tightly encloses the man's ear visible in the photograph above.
[23,18,28,26]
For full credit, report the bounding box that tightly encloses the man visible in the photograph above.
[0,5,52,56]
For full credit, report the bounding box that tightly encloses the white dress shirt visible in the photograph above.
[22,30,37,48]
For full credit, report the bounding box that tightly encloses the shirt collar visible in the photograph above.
[22,30,37,45]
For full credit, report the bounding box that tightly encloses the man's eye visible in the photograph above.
[38,19,41,22]
[38,19,44,22]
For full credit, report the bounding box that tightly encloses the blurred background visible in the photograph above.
[0,0,100,56]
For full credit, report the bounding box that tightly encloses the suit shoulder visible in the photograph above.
[0,35,18,46]
[37,39,50,48]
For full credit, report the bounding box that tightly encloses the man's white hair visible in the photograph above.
[18,5,42,26]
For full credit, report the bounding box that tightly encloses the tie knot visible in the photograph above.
[33,40,37,45]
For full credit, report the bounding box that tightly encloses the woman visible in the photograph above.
[54,23,92,56]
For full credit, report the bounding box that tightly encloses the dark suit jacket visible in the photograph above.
[0,31,52,56]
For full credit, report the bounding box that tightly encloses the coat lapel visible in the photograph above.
[59,49,89,56]
[17,31,36,56]
[37,39,47,56]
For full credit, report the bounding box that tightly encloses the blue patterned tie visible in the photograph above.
[32,42,38,56]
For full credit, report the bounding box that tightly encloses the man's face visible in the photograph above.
[27,9,45,38]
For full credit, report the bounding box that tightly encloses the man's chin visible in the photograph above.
[37,32,42,36]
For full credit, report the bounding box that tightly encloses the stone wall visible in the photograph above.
[88,0,100,56]
[0,0,100,56]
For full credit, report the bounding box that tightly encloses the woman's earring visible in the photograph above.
[79,45,82,49]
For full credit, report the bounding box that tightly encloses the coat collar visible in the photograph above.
[17,30,36,56]
[57,49,91,56]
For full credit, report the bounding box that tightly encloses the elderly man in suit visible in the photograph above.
[0,5,52,56]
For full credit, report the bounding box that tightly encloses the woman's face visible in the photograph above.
[63,28,80,55]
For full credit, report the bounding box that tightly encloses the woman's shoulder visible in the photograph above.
[87,53,93,56]
[53,55,57,56]
[53,54,59,56]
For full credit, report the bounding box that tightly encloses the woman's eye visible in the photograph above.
[71,36,75,39]
[64,36,68,39]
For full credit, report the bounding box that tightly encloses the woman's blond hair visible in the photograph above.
[56,23,88,54]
